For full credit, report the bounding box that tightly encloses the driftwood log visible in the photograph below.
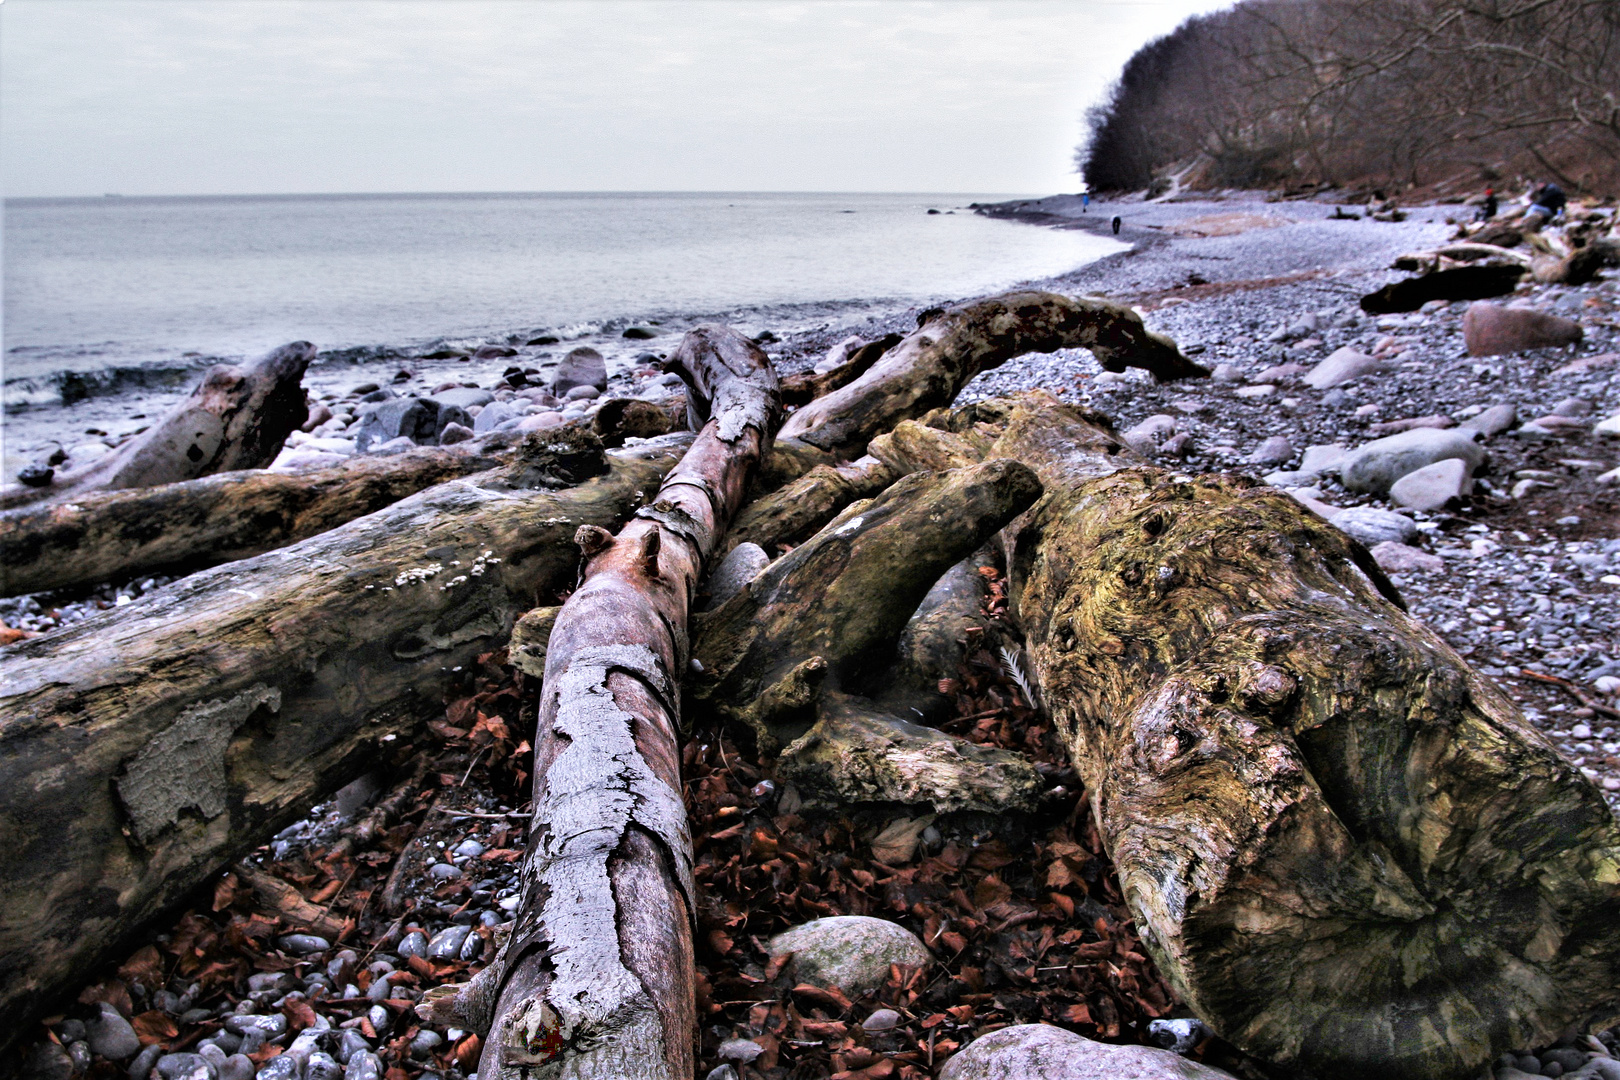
[0,443,507,597]
[421,325,780,1079]
[0,431,689,1057]
[2,342,315,510]
[778,290,1206,459]
[879,393,1620,1080]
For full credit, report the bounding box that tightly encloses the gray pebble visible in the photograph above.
[862,1009,902,1032]
[86,1001,142,1060]
[410,1030,443,1056]
[218,1058,254,1080]
[225,1014,288,1038]
[336,1032,371,1066]
[426,924,472,960]
[279,934,329,956]
[156,1054,216,1080]
[254,1055,300,1080]
[717,1038,764,1063]
[427,863,462,881]
[68,1041,94,1073]
[305,1054,343,1080]
[397,930,429,958]
[342,1055,381,1080]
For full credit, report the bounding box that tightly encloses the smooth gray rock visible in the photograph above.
[1389,458,1472,511]
[430,388,495,411]
[1302,347,1387,389]
[304,1055,342,1080]
[553,346,607,395]
[68,1043,94,1074]
[565,384,600,401]
[1339,428,1486,495]
[1370,541,1445,574]
[353,398,471,451]
[716,1039,764,1064]
[472,399,523,433]
[706,543,770,610]
[437,421,474,446]
[248,972,299,994]
[1330,506,1419,547]
[225,1014,288,1038]
[938,1025,1232,1079]
[1459,402,1517,437]
[1122,414,1180,454]
[280,934,329,955]
[255,1055,300,1080]
[342,1054,381,1080]
[767,916,929,994]
[86,1001,142,1060]
[428,862,462,881]
[1554,397,1593,417]
[1147,1018,1212,1055]
[156,1054,216,1080]
[1247,436,1296,466]
[397,929,429,958]
[336,1032,371,1067]
[863,1009,902,1032]
[1300,443,1347,474]
[130,1045,165,1080]
[426,924,472,960]
[218,1058,254,1080]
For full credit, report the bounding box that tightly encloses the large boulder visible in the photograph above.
[552,346,608,396]
[354,397,472,451]
[767,916,929,994]
[1302,348,1387,389]
[939,1025,1231,1080]
[1462,302,1583,356]
[1339,428,1486,495]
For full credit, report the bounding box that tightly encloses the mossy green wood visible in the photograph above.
[966,395,1620,1080]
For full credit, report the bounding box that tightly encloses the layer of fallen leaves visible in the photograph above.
[32,651,529,1080]
[683,565,1253,1080]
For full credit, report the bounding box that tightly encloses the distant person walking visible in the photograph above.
[1525,181,1566,230]
[1477,187,1497,222]
[1082,191,1090,213]
[1111,215,1122,235]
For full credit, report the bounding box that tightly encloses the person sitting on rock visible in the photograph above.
[1524,181,1566,229]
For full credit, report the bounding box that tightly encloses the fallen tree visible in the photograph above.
[422,325,780,1079]
[1,341,315,510]
[873,394,1620,1080]
[0,442,507,597]
[17,290,1588,1080]
[0,429,688,1055]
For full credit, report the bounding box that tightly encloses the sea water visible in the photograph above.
[2,191,1122,469]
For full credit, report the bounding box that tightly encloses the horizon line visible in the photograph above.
[5,188,1064,205]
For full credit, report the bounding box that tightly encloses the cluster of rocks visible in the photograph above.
[270,344,687,471]
[0,573,177,637]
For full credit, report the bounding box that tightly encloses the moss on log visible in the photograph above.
[902,393,1620,1080]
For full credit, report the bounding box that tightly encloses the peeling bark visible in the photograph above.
[3,342,315,510]
[444,325,781,1080]
[0,436,687,1058]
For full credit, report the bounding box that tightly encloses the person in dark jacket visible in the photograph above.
[1477,187,1498,221]
[1529,182,1566,216]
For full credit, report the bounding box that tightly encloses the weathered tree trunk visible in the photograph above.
[890,393,1620,1080]
[0,443,507,597]
[778,332,902,406]
[690,460,1045,813]
[2,342,315,510]
[423,325,781,1080]
[0,433,688,1060]
[778,290,1208,459]
[723,455,897,556]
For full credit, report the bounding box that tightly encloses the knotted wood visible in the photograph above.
[886,393,1620,1080]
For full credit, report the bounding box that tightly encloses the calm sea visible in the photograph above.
[3,191,1118,392]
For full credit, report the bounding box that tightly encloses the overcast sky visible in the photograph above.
[2,0,1232,198]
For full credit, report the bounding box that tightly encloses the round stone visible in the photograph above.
[767,916,929,993]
